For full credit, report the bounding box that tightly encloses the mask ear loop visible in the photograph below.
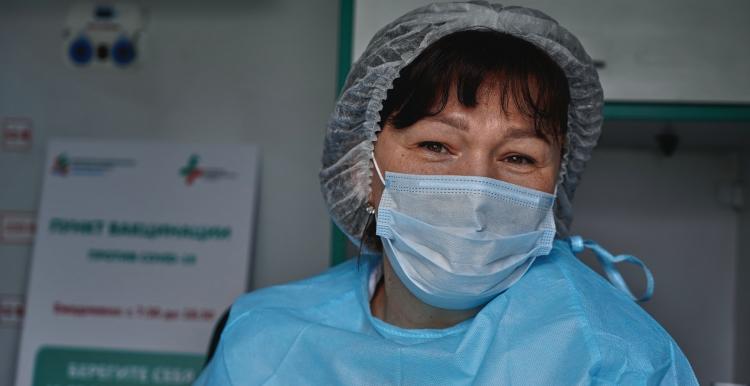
[365,152,385,217]
[371,152,386,185]
[359,152,384,263]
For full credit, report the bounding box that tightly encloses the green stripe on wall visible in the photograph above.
[330,0,355,267]
[604,102,750,121]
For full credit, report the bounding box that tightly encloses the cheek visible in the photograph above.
[541,169,560,193]
[540,160,562,194]
[502,173,555,194]
[532,148,562,194]
[500,159,560,194]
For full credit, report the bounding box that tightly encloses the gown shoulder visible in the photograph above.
[507,240,697,385]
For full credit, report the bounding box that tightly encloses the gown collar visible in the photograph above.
[357,254,473,345]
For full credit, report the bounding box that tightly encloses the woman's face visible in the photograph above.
[370,83,562,209]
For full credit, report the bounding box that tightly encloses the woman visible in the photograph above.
[196,2,697,384]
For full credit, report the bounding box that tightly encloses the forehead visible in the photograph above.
[420,80,540,136]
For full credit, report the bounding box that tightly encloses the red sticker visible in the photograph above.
[2,117,33,152]
[0,211,37,244]
[0,294,24,326]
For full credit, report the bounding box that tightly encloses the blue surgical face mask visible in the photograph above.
[372,155,557,310]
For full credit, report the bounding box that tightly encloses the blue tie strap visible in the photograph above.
[568,236,654,302]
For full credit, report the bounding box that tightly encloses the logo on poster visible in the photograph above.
[179,155,204,185]
[179,154,235,185]
[51,153,135,177]
[52,153,71,176]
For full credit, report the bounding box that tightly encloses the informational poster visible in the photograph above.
[15,140,259,386]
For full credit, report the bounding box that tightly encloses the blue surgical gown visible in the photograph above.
[195,239,698,385]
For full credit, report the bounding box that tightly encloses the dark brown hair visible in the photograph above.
[378,29,570,144]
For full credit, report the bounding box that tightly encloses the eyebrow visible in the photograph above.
[425,116,549,143]
[505,126,549,143]
[424,116,470,131]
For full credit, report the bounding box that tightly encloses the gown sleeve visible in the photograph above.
[656,341,699,386]
[192,341,233,386]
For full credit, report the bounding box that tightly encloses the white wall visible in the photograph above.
[354,0,750,103]
[0,0,338,383]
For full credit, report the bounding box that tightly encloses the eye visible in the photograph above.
[418,141,448,154]
[504,154,536,165]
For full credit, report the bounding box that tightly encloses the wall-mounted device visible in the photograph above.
[63,2,145,68]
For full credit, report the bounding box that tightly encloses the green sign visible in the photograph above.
[33,347,204,386]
